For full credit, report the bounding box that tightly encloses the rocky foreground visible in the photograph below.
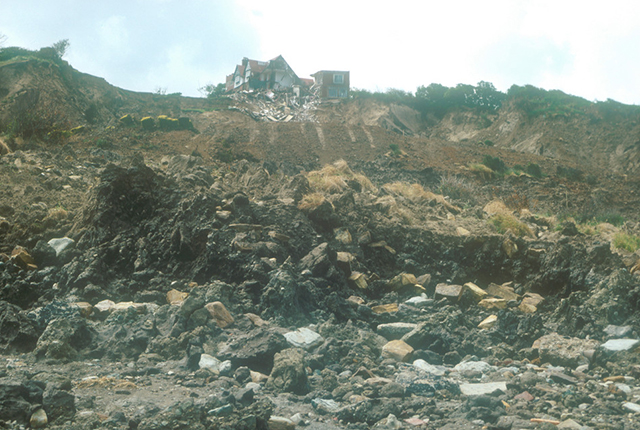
[1,149,640,429]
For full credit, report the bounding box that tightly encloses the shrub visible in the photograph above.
[389,143,401,156]
[7,101,70,143]
[526,163,543,178]
[469,163,494,180]
[439,173,476,203]
[557,166,584,181]
[613,232,640,253]
[306,160,376,194]
[482,155,507,173]
[489,213,533,237]
[298,193,327,211]
[140,117,154,130]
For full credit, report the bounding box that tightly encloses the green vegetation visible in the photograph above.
[199,83,226,99]
[489,213,533,237]
[613,232,640,253]
[525,163,543,178]
[389,143,401,156]
[482,155,507,174]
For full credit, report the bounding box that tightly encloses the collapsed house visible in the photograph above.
[226,55,349,99]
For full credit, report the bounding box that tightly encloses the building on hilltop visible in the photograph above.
[225,55,303,92]
[311,70,350,99]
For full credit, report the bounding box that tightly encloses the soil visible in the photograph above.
[1,57,640,429]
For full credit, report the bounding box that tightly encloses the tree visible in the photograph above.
[51,39,69,58]
[199,83,226,98]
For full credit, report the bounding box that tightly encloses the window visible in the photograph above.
[328,88,338,98]
[339,89,347,98]
[333,74,344,84]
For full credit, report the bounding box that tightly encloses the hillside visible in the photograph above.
[1,51,640,429]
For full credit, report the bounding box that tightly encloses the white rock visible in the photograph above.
[601,339,640,352]
[284,327,324,350]
[622,402,640,413]
[453,360,494,375]
[413,359,446,376]
[47,237,75,256]
[459,381,507,396]
[199,354,222,373]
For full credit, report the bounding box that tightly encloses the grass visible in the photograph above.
[382,182,433,202]
[612,232,640,253]
[298,193,327,211]
[488,213,534,237]
[306,160,376,194]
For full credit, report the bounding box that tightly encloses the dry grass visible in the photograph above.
[469,163,494,180]
[298,193,327,211]
[306,159,376,194]
[488,213,534,237]
[382,181,461,214]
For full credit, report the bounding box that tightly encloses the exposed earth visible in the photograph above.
[1,55,640,430]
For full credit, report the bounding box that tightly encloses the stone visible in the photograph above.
[486,283,520,301]
[246,313,268,327]
[462,282,488,302]
[336,252,353,275]
[557,419,587,429]
[382,340,414,362]
[11,246,36,270]
[250,370,269,383]
[266,348,308,394]
[478,298,508,310]
[43,387,76,423]
[388,273,417,290]
[533,333,599,367]
[435,283,463,301]
[478,315,498,330]
[74,302,93,318]
[372,303,398,314]
[600,338,640,352]
[603,325,633,338]
[166,289,188,305]
[347,295,365,305]
[459,381,507,396]
[47,237,75,256]
[457,226,471,236]
[454,361,494,377]
[514,391,534,401]
[30,408,48,428]
[298,243,337,277]
[334,228,352,244]
[312,398,341,414]
[205,301,234,328]
[268,416,296,430]
[405,295,433,307]
[519,292,544,313]
[283,327,324,350]
[377,322,418,340]
[622,402,640,413]
[94,299,116,314]
[413,359,445,376]
[349,272,368,289]
[502,237,519,258]
[198,354,222,374]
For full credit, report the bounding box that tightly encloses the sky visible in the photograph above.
[1,0,640,104]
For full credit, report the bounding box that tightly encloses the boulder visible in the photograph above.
[377,322,418,340]
[381,340,414,362]
[533,333,599,367]
[283,327,324,350]
[205,301,234,328]
[435,283,462,301]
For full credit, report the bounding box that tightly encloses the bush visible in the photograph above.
[438,173,476,204]
[6,101,70,143]
[557,166,583,181]
[389,143,401,156]
[613,232,640,253]
[482,155,507,173]
[489,213,533,237]
[525,163,542,178]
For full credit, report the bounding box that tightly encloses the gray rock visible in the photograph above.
[283,327,323,350]
[43,387,76,423]
[604,325,633,338]
[534,333,599,367]
[459,381,507,396]
[312,398,340,414]
[47,237,75,256]
[377,322,418,340]
[413,359,446,376]
[622,402,640,413]
[198,354,222,374]
[453,360,494,377]
[600,338,640,352]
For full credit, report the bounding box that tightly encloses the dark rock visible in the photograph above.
[0,301,39,353]
[0,378,31,423]
[43,387,76,423]
[217,327,287,374]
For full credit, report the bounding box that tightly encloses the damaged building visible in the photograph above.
[311,70,350,99]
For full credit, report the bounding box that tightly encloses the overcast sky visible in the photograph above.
[1,0,640,104]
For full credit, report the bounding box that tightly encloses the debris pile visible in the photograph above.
[227,89,320,123]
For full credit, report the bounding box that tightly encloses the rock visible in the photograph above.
[478,315,498,330]
[47,237,75,256]
[600,338,640,352]
[557,419,588,429]
[502,237,518,258]
[250,370,269,383]
[94,299,116,314]
[377,322,418,340]
[514,391,534,401]
[336,251,353,275]
[11,246,37,270]
[246,313,268,327]
[462,282,488,302]
[266,348,308,394]
[349,272,368,289]
[347,295,365,305]
[74,302,93,318]
[334,227,352,244]
[434,283,462,301]
[268,416,296,430]
[603,325,633,338]
[382,340,414,362]
[453,361,494,377]
[405,295,433,307]
[198,354,222,374]
[486,283,520,301]
[519,292,544,313]
[0,378,31,422]
[205,301,234,328]
[312,398,341,414]
[283,327,323,350]
[533,333,599,367]
[459,381,507,396]
[413,359,445,376]
[298,242,337,277]
[373,414,403,429]
[43,387,76,423]
[30,408,48,428]
[622,402,640,413]
[0,301,39,353]
[372,303,398,314]
[166,289,188,305]
[478,298,508,310]
[388,273,417,290]
[457,226,471,236]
